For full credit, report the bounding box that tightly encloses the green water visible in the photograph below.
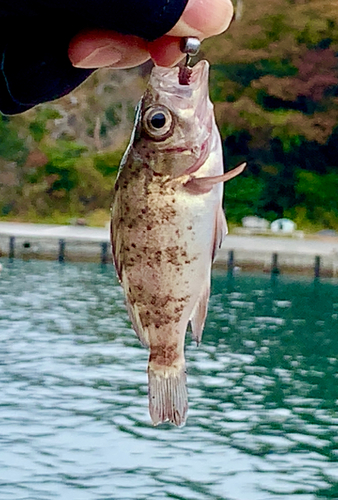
[0,260,338,500]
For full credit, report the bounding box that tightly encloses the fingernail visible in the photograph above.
[72,44,122,68]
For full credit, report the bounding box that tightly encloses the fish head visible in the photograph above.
[132,60,214,178]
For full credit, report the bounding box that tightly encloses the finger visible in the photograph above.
[168,0,234,38]
[147,36,185,67]
[150,0,234,67]
[68,29,150,69]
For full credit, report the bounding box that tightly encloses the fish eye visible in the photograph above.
[150,112,166,129]
[143,106,173,139]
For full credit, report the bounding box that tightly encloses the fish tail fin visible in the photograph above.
[148,365,188,427]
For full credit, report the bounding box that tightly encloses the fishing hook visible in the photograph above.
[178,37,201,85]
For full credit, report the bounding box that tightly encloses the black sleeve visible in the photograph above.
[0,0,189,114]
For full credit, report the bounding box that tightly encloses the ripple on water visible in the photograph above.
[0,262,338,499]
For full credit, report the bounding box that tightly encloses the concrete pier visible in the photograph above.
[0,222,111,262]
[215,234,338,276]
[1,222,338,276]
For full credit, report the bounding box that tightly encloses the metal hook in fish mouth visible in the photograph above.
[178,37,201,85]
[180,37,201,67]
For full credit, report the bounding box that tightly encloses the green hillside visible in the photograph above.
[1,0,338,230]
[207,0,338,230]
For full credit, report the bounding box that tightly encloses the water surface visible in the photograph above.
[1,261,338,500]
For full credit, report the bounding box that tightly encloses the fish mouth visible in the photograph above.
[185,60,210,90]
[150,60,210,93]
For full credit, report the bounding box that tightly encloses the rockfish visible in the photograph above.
[111,60,245,426]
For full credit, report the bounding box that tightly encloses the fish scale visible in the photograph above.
[111,60,245,426]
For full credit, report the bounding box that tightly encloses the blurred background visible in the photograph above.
[1,0,338,232]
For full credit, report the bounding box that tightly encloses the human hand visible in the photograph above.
[68,0,233,69]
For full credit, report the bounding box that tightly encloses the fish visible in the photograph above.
[111,60,245,426]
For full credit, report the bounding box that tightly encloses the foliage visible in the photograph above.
[205,0,338,229]
[0,115,28,163]
[224,174,265,223]
[94,150,123,177]
[290,170,338,228]
[0,69,138,223]
[19,142,117,218]
[1,1,338,230]
[28,108,62,143]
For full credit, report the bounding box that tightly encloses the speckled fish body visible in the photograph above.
[111,61,244,426]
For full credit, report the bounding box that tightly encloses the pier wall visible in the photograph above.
[1,222,338,277]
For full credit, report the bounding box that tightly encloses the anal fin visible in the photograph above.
[212,205,228,261]
[190,206,227,345]
[190,282,210,345]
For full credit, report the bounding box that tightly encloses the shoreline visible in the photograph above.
[1,222,338,277]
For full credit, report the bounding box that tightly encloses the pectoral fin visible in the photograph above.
[184,162,246,194]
